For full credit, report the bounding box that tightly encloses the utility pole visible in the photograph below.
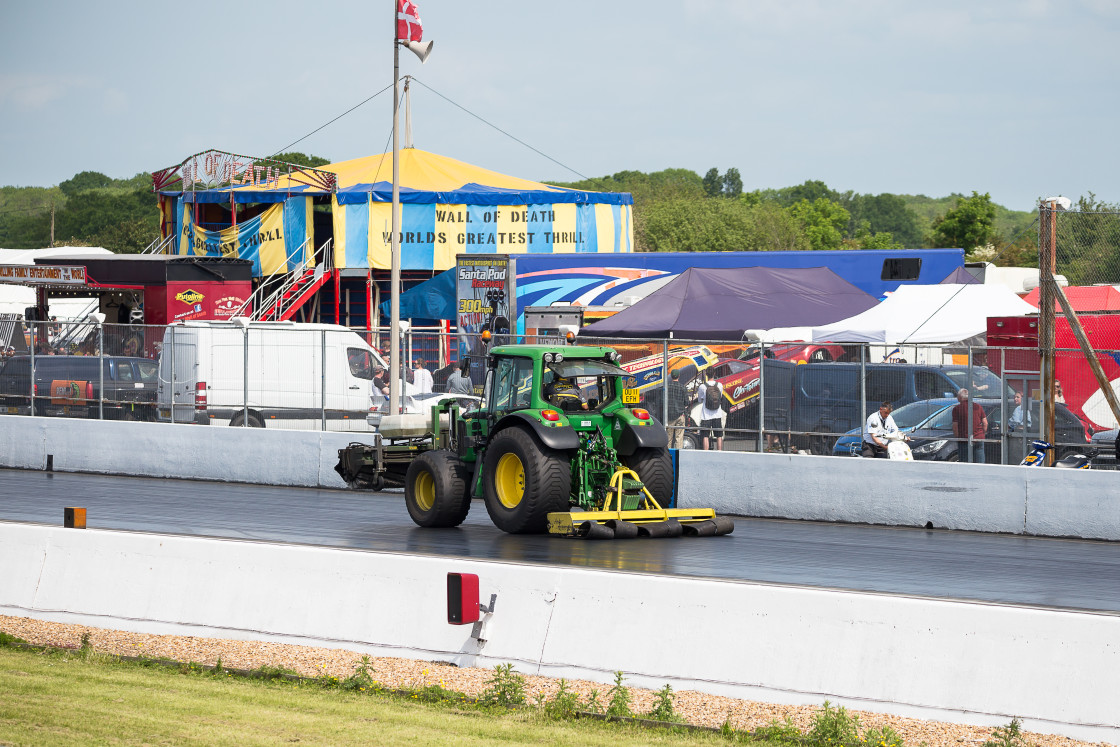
[1037,200,1056,462]
[49,205,55,248]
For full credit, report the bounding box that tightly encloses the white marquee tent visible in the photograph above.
[810,284,1037,344]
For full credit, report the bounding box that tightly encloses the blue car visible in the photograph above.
[832,398,958,458]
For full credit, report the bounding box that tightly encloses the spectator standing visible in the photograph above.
[372,365,389,398]
[1008,391,1032,432]
[446,359,474,407]
[952,388,988,463]
[665,368,690,449]
[412,358,434,394]
[1054,382,1066,405]
[697,369,724,451]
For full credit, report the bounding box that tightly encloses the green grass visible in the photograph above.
[0,647,766,746]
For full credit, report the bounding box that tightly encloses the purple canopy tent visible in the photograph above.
[579,266,879,340]
[938,266,981,284]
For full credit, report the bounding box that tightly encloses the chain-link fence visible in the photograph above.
[1054,204,1120,287]
[2,322,1114,466]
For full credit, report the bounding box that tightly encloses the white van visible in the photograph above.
[156,320,386,431]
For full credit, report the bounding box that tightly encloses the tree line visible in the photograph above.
[2,157,1108,275]
[550,169,1055,265]
[0,152,329,253]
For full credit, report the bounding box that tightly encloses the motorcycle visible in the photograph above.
[883,430,913,461]
[853,430,913,460]
[1020,440,1092,469]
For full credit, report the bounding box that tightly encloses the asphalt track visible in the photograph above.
[2,467,1119,613]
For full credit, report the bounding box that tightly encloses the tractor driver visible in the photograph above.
[543,372,588,412]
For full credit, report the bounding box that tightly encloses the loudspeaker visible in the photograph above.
[405,39,433,63]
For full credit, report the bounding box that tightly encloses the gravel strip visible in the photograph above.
[1,614,1108,747]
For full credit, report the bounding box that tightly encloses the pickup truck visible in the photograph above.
[0,354,159,421]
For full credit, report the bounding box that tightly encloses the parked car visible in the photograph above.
[0,354,158,421]
[1090,428,1117,470]
[791,362,1013,454]
[832,398,957,457]
[367,391,481,431]
[832,397,1090,463]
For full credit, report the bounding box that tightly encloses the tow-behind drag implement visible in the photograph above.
[335,343,733,539]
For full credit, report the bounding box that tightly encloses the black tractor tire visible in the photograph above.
[483,427,571,534]
[405,450,472,528]
[623,446,673,507]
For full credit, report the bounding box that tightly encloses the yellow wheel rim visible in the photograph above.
[415,471,436,511]
[495,453,525,509]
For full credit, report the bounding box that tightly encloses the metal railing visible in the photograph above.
[141,234,176,255]
[232,237,330,321]
[1,322,1113,467]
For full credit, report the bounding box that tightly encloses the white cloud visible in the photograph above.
[0,75,77,112]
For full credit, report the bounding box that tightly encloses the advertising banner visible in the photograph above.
[166,282,250,323]
[456,254,514,387]
[176,198,312,277]
[0,265,87,286]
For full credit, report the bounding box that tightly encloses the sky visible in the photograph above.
[1,0,1118,212]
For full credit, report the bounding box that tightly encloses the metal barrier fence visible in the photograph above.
[1,322,1114,466]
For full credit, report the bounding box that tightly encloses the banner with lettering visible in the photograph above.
[176,197,312,277]
[456,254,513,378]
[331,196,631,272]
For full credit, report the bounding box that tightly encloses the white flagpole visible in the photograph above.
[389,2,402,417]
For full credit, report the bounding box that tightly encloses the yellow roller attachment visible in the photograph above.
[547,507,718,534]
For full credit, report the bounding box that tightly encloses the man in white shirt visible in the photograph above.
[412,358,434,394]
[862,400,904,458]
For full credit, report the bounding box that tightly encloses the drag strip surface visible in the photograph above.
[3,467,1118,613]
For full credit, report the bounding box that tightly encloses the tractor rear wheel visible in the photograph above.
[623,447,673,507]
[483,427,571,534]
[405,450,472,528]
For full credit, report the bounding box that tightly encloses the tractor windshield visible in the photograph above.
[545,360,629,412]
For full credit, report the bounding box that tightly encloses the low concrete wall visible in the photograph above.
[1,415,1117,540]
[0,522,1116,743]
[0,414,369,490]
[677,450,1120,541]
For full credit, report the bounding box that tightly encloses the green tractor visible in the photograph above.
[341,343,733,539]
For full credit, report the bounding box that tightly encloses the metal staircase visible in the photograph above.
[236,238,334,322]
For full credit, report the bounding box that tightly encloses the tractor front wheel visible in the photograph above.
[623,447,673,508]
[483,427,571,534]
[405,450,472,528]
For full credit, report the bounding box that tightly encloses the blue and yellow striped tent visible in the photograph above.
[164,148,633,275]
[327,148,633,271]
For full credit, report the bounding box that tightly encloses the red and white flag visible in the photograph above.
[397,0,423,42]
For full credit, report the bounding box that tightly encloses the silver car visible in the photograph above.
[367,391,480,430]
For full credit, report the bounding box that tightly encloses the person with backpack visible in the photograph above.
[698,369,725,451]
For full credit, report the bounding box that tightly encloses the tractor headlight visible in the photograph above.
[543,353,554,363]
[554,353,564,363]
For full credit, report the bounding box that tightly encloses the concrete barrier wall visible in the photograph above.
[0,522,1115,743]
[1,414,1117,540]
[0,414,369,490]
[678,450,1120,541]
